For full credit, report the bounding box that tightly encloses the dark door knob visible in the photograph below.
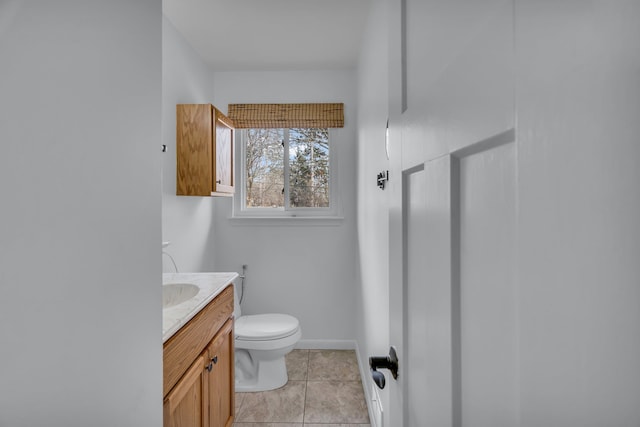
[369,346,399,389]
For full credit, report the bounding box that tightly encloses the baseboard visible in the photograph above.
[354,341,383,427]
[295,339,356,350]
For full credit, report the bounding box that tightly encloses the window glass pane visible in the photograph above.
[289,128,330,208]
[245,128,284,208]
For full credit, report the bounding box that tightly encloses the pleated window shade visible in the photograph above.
[227,103,344,129]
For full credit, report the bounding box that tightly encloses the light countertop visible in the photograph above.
[162,272,238,343]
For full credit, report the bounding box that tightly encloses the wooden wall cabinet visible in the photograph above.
[176,104,235,196]
[163,285,235,427]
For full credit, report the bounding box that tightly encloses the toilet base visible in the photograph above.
[235,352,288,392]
[234,326,301,392]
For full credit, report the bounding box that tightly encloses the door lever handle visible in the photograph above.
[370,368,386,389]
[369,346,399,389]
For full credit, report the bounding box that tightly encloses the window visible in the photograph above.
[237,127,338,217]
[228,103,344,220]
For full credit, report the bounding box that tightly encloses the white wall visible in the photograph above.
[354,0,390,412]
[211,70,359,342]
[161,16,217,273]
[0,1,162,426]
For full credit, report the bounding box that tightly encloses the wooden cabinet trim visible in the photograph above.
[164,354,206,414]
[207,317,233,355]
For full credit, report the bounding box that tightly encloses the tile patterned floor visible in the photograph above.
[234,349,371,426]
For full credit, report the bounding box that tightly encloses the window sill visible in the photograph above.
[228,216,344,226]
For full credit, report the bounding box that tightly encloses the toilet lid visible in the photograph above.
[235,313,300,341]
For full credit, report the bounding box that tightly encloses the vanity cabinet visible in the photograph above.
[163,285,235,427]
[176,104,235,197]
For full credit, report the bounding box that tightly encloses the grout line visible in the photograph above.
[302,349,310,425]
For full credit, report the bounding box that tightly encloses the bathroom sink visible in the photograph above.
[162,283,200,308]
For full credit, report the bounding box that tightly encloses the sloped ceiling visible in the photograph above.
[163,0,372,71]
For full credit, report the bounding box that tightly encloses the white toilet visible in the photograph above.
[233,285,301,392]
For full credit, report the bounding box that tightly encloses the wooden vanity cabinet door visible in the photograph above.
[206,318,235,427]
[163,354,209,427]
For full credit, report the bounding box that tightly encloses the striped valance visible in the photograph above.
[227,103,344,129]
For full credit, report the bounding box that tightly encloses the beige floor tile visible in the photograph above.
[235,392,245,417]
[286,349,309,381]
[235,381,306,423]
[233,424,302,427]
[304,425,370,427]
[307,350,360,381]
[304,381,370,424]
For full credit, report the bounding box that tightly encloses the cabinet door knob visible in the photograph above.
[212,356,218,364]
[216,180,222,184]
[206,361,213,372]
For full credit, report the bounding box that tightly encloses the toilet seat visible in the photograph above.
[235,313,299,341]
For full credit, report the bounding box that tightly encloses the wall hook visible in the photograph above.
[377,170,389,190]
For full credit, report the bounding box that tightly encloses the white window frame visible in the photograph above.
[232,128,342,221]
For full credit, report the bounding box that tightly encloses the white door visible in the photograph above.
[388,135,517,427]
[403,163,431,426]
[457,140,518,427]
[385,1,640,425]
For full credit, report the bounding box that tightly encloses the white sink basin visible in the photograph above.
[163,283,200,308]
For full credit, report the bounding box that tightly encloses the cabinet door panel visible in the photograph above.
[176,104,214,196]
[214,112,234,194]
[207,318,235,427]
[164,354,208,427]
